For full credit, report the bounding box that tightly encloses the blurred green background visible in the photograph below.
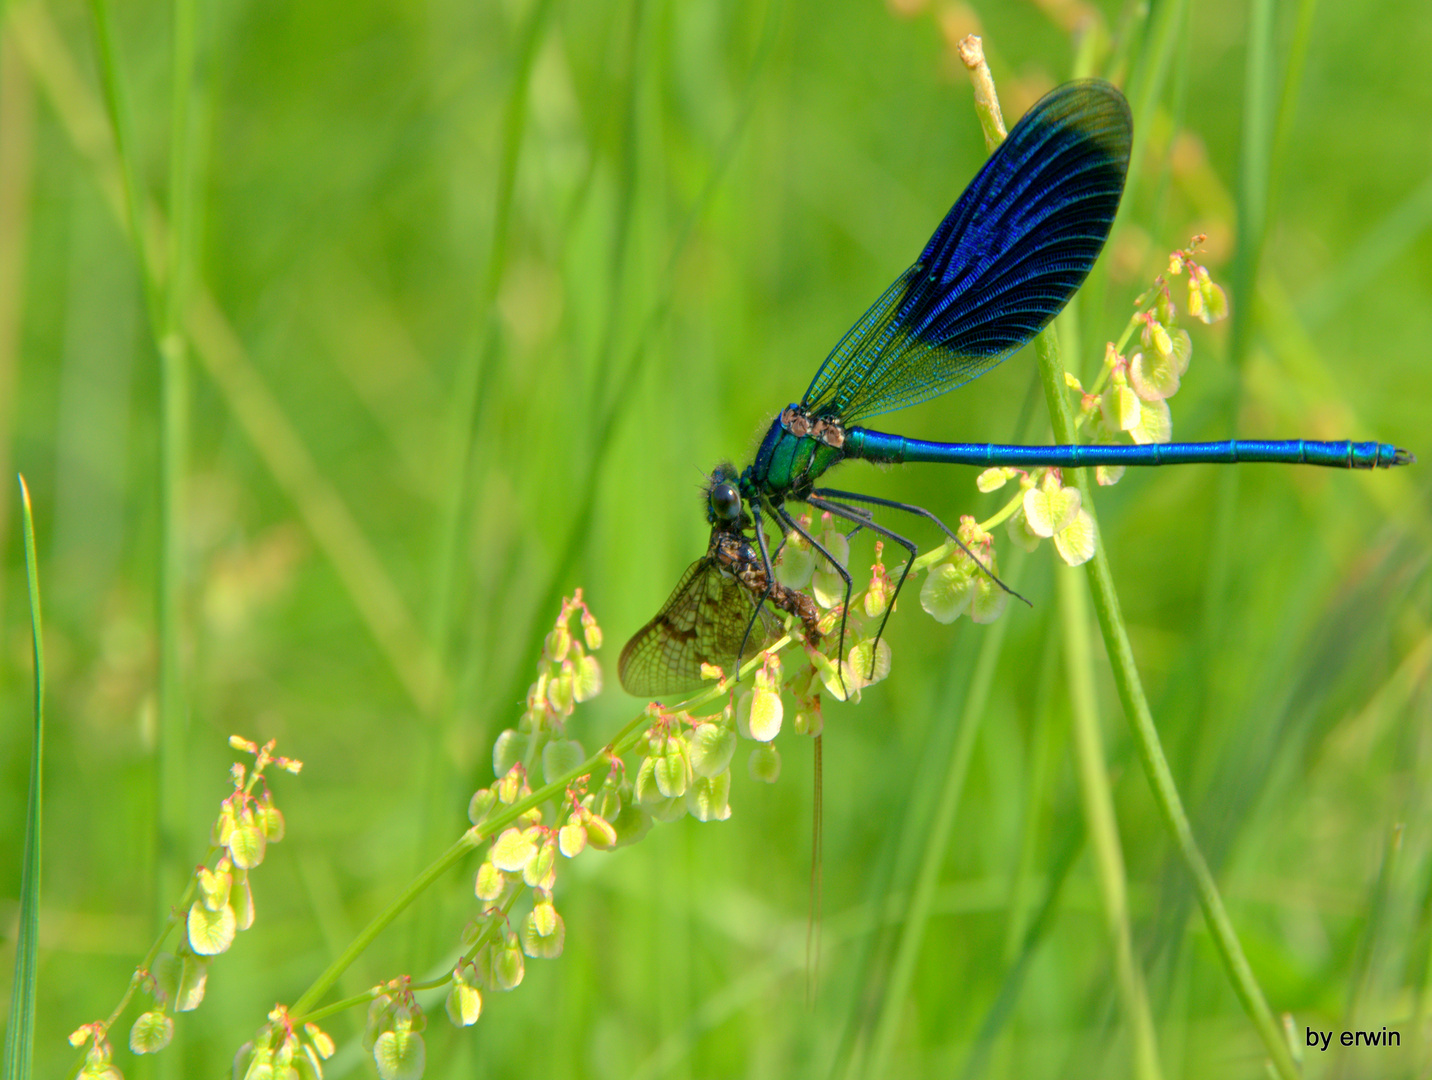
[2,0,1431,1075]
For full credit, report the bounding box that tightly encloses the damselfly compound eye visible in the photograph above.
[709,482,741,526]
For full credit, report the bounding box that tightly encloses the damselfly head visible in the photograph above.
[706,464,743,529]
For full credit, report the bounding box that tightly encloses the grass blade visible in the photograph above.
[3,477,46,1080]
[862,553,1022,1080]
[10,1,440,714]
[1057,560,1163,1080]
[1034,328,1299,1079]
[0,32,34,591]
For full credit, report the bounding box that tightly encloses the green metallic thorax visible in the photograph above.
[739,405,848,508]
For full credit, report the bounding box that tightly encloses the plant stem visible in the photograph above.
[864,551,1021,1079]
[4,478,44,1080]
[1057,561,1163,1080]
[288,704,661,1019]
[1034,331,1299,1080]
[156,0,196,966]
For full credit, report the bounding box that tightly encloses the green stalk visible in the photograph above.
[1269,0,1318,197]
[86,0,192,965]
[489,0,650,726]
[1002,628,1062,962]
[410,0,555,961]
[1085,0,1185,356]
[286,628,788,1018]
[1034,332,1299,1080]
[287,616,797,1021]
[0,36,34,595]
[156,0,196,947]
[1232,0,1274,369]
[289,706,657,1018]
[1124,0,1188,201]
[1339,823,1403,1036]
[153,0,197,1064]
[490,0,782,729]
[959,52,1163,1076]
[18,0,440,713]
[2,478,44,1080]
[88,0,200,978]
[84,0,162,328]
[863,553,1021,1080]
[1057,561,1162,1080]
[1198,0,1276,716]
[428,0,554,677]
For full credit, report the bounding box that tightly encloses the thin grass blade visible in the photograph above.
[3,477,46,1080]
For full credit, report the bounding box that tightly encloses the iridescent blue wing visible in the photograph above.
[801,80,1132,424]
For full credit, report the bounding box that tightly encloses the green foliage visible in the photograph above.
[3,480,44,1080]
[3,0,1430,1077]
